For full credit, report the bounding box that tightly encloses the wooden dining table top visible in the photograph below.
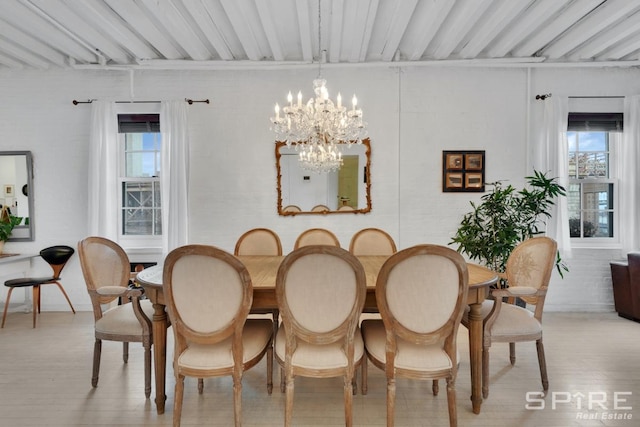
[136,255,498,291]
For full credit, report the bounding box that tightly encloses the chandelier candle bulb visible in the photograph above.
[352,95,357,111]
[275,103,280,119]
[337,93,342,108]
[297,91,302,107]
[287,91,293,106]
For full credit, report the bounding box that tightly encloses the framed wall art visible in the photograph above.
[442,150,485,192]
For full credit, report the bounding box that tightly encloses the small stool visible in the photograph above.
[2,245,76,328]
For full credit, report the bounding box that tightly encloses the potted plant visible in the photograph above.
[0,206,23,254]
[449,170,568,284]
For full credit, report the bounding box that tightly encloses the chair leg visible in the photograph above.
[1,287,15,328]
[361,358,368,395]
[446,377,458,427]
[536,338,549,391]
[386,376,396,427]
[280,365,286,393]
[233,371,243,427]
[92,339,102,387]
[432,379,439,396]
[482,345,490,399]
[144,341,152,398]
[173,374,185,427]
[32,285,39,328]
[52,281,76,313]
[123,342,129,363]
[284,369,295,427]
[344,374,354,427]
[509,342,516,365]
[198,378,204,394]
[267,344,273,395]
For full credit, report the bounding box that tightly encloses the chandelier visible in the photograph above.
[270,2,367,173]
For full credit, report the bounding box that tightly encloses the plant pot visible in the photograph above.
[0,240,5,255]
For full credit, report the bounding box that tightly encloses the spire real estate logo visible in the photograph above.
[525,391,633,421]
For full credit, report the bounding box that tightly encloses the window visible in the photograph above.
[118,114,162,238]
[567,112,621,240]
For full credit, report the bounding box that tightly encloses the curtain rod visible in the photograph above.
[535,94,625,101]
[72,98,210,105]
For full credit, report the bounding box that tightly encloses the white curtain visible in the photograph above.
[161,100,190,255]
[533,95,572,258]
[621,96,640,253]
[88,101,118,240]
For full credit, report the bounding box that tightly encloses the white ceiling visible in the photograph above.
[2,0,640,71]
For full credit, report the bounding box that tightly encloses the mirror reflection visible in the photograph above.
[0,151,34,241]
[275,139,371,215]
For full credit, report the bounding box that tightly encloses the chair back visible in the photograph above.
[311,204,330,212]
[505,236,557,307]
[276,245,365,346]
[78,237,131,307]
[282,205,301,213]
[375,245,468,361]
[163,245,253,351]
[349,228,397,255]
[40,245,75,278]
[294,228,340,249]
[234,228,283,256]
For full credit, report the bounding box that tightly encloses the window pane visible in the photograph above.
[122,182,161,235]
[578,132,607,151]
[581,182,613,210]
[582,212,613,238]
[567,131,576,150]
[126,152,158,177]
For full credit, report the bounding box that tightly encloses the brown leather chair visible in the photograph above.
[610,252,640,321]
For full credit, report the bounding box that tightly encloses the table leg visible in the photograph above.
[468,302,484,414]
[152,302,167,414]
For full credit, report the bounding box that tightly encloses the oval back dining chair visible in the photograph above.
[293,228,340,249]
[234,228,283,256]
[77,236,154,398]
[466,236,557,399]
[163,244,273,427]
[2,245,76,328]
[275,245,366,426]
[349,228,397,256]
[361,244,469,427]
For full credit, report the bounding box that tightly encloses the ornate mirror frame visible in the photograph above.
[275,138,372,216]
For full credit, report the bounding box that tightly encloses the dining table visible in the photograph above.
[136,255,497,415]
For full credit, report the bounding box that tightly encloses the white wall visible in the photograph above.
[0,65,637,312]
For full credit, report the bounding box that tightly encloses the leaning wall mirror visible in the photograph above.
[0,151,34,241]
[275,139,371,215]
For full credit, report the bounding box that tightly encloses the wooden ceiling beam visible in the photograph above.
[543,0,640,59]
[458,0,531,59]
[487,0,569,58]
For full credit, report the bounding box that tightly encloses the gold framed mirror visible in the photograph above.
[275,139,371,215]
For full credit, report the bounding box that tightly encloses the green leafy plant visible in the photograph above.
[0,209,23,242]
[449,170,568,279]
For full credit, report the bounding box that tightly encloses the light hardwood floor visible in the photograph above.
[0,310,638,426]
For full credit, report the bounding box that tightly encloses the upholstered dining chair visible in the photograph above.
[2,245,76,328]
[234,227,283,257]
[311,204,330,212]
[282,205,301,213]
[77,236,154,398]
[349,227,397,256]
[361,244,469,427]
[293,228,340,249]
[465,236,557,399]
[275,245,366,427]
[163,244,273,427]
